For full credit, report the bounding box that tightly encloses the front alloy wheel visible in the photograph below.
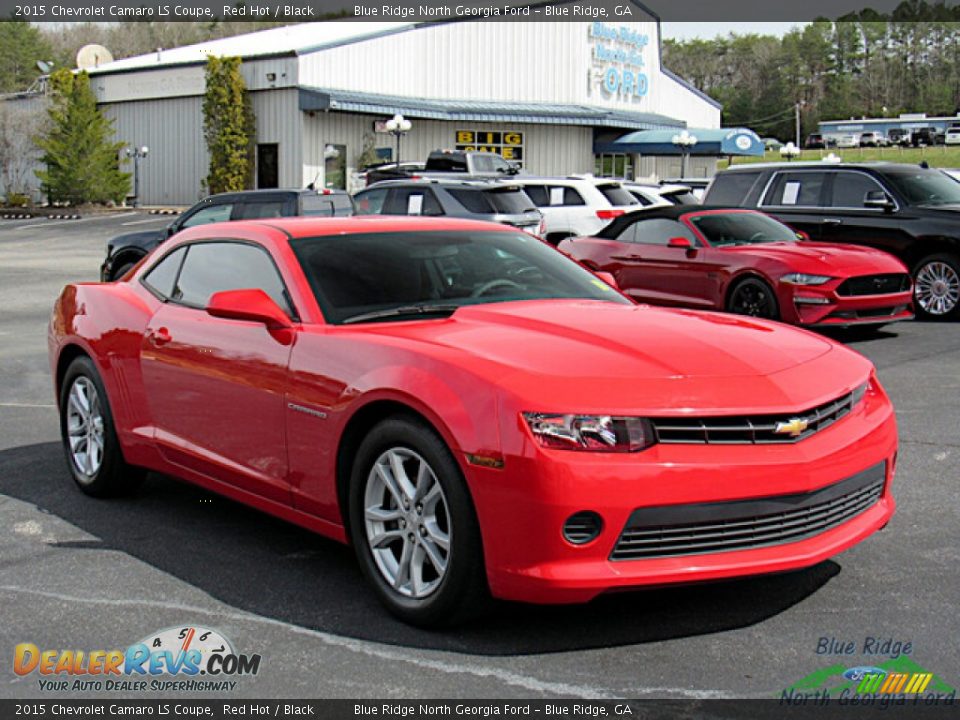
[364,447,451,599]
[728,278,780,320]
[914,255,960,319]
[348,416,488,627]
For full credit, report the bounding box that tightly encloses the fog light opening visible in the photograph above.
[563,511,603,545]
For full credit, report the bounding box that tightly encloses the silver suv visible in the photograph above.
[352,179,543,235]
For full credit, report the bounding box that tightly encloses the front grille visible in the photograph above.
[610,462,886,560]
[650,387,864,445]
[837,274,910,297]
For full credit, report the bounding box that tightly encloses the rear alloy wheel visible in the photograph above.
[913,254,960,319]
[59,356,145,497]
[348,416,488,627]
[727,277,780,320]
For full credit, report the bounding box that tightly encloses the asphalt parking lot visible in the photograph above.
[1,212,958,700]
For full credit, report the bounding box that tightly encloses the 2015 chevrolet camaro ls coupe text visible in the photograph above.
[49,217,897,626]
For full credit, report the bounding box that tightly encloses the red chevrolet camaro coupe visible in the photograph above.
[49,216,897,626]
[559,206,914,327]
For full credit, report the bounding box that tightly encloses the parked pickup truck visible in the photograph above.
[423,149,520,176]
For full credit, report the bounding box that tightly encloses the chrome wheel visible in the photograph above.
[915,261,960,316]
[363,447,451,599]
[66,376,104,480]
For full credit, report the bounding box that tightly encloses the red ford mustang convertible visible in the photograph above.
[49,216,897,626]
[559,207,914,327]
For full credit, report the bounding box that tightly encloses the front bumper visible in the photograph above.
[780,283,913,327]
[468,384,897,604]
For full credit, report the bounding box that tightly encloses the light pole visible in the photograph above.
[384,113,412,164]
[671,130,698,179]
[780,142,801,162]
[125,145,149,207]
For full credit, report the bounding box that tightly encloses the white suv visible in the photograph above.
[508,176,641,244]
[945,128,960,146]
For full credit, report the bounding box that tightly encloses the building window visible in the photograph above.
[594,153,634,180]
[324,144,346,190]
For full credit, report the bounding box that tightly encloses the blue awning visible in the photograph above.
[594,128,765,156]
[299,87,685,131]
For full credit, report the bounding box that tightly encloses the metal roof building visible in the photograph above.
[81,10,721,205]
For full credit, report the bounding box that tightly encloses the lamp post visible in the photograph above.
[125,145,149,207]
[671,130,698,179]
[780,142,801,162]
[384,113,412,164]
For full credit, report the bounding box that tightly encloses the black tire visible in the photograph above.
[110,261,137,281]
[59,355,145,497]
[727,277,780,320]
[348,415,489,627]
[912,254,960,320]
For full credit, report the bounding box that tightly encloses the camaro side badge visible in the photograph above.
[287,402,327,419]
[775,417,810,437]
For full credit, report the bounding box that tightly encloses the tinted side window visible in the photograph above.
[704,172,761,205]
[598,184,639,206]
[830,172,888,208]
[142,246,187,298]
[172,242,291,314]
[181,203,234,228]
[235,200,288,220]
[447,189,494,214]
[354,188,388,215]
[522,185,549,206]
[614,223,637,243]
[384,188,443,216]
[559,187,586,206]
[633,219,699,246]
[762,172,828,207]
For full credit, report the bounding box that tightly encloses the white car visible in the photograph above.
[941,168,960,183]
[623,182,700,206]
[836,134,860,149]
[508,176,641,244]
[859,131,884,147]
[945,128,960,146]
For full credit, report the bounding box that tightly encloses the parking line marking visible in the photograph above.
[15,212,136,230]
[0,402,56,409]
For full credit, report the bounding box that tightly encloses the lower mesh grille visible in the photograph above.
[611,462,886,561]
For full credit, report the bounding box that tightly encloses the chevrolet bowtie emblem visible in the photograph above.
[775,417,810,437]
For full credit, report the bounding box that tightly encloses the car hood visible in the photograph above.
[108,228,166,253]
[722,241,907,274]
[355,300,870,414]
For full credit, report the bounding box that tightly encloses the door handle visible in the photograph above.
[610,254,644,261]
[147,327,172,346]
[822,218,844,226]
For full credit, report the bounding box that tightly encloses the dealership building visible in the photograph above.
[77,12,724,205]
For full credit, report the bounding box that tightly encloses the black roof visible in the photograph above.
[719,161,936,174]
[598,205,755,237]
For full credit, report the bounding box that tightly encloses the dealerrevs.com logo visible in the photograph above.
[14,625,262,692]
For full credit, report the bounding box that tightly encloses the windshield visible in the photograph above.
[689,212,798,247]
[885,170,960,206]
[290,230,630,324]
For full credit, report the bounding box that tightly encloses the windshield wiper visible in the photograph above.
[342,304,461,325]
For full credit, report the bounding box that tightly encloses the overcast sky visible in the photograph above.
[661,22,809,41]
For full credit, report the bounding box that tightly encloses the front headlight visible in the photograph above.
[523,413,656,452]
[781,273,833,286]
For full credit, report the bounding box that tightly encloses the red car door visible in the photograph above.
[616,218,715,308]
[139,240,295,504]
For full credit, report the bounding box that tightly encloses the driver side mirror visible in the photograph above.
[667,236,693,249]
[795,230,810,241]
[206,288,293,332]
[863,190,895,211]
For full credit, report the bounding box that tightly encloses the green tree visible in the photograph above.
[34,69,130,205]
[202,56,256,194]
[0,21,53,94]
